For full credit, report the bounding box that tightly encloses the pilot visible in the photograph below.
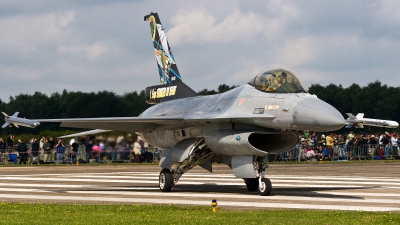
[265,72,287,91]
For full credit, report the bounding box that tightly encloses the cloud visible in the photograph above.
[369,0,400,25]
[167,1,302,45]
[57,41,111,60]
[0,0,400,103]
[0,10,75,57]
[168,8,264,44]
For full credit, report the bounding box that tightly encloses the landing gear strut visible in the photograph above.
[158,138,215,192]
[244,156,272,196]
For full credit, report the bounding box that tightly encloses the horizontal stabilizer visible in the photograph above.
[145,82,198,104]
[1,122,10,128]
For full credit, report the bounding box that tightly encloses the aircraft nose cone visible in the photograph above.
[293,98,345,132]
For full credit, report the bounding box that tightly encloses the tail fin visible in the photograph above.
[144,12,197,104]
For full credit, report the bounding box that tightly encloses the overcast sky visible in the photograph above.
[1,0,399,102]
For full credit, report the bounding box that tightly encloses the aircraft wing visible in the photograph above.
[36,117,184,133]
[35,114,276,133]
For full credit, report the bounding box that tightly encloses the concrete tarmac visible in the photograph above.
[0,162,399,211]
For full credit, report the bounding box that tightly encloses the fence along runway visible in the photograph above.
[0,166,400,211]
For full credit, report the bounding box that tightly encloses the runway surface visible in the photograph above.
[0,163,400,211]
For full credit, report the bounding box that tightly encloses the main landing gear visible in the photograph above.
[158,138,215,192]
[159,169,173,192]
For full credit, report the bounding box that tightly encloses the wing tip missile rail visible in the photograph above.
[346,113,399,129]
[1,112,40,128]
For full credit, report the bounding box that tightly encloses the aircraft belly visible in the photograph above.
[139,123,230,148]
[139,130,177,148]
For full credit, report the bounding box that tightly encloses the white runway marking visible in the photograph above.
[0,172,399,211]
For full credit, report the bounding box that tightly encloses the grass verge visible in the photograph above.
[0,203,399,225]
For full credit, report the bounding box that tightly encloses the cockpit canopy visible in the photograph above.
[248,69,307,93]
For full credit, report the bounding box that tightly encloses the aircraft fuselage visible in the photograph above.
[139,84,345,153]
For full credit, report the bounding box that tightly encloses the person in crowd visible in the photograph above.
[55,138,66,164]
[92,144,101,162]
[30,138,40,164]
[0,138,6,162]
[348,131,354,140]
[139,139,148,162]
[336,134,345,146]
[380,132,392,159]
[326,133,334,160]
[48,137,56,160]
[7,135,14,151]
[154,149,159,161]
[0,138,5,152]
[305,147,317,161]
[379,132,390,146]
[133,138,142,163]
[108,137,117,162]
[70,138,79,164]
[357,134,368,157]
[310,131,317,147]
[42,138,52,162]
[40,136,45,150]
[298,138,307,161]
[369,135,378,157]
[318,134,326,147]
[84,136,94,163]
[98,139,105,162]
[346,137,355,160]
[123,143,131,161]
[48,137,55,149]
[17,139,28,164]
[315,146,324,161]
[116,135,126,160]
[392,134,398,156]
[322,146,329,160]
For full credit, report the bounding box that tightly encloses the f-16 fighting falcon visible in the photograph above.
[3,12,398,196]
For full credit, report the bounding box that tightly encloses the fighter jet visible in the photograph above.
[4,12,398,196]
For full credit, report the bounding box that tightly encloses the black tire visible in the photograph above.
[259,178,272,196]
[159,169,173,192]
[244,178,259,192]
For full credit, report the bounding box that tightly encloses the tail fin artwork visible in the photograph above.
[144,12,197,104]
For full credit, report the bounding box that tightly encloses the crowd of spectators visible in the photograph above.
[0,134,160,165]
[276,130,399,161]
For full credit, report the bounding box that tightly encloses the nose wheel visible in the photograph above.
[159,169,173,192]
[244,178,272,195]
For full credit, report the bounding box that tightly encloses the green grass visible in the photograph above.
[0,203,399,225]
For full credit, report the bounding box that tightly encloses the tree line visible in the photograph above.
[0,81,398,135]
[0,84,238,135]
